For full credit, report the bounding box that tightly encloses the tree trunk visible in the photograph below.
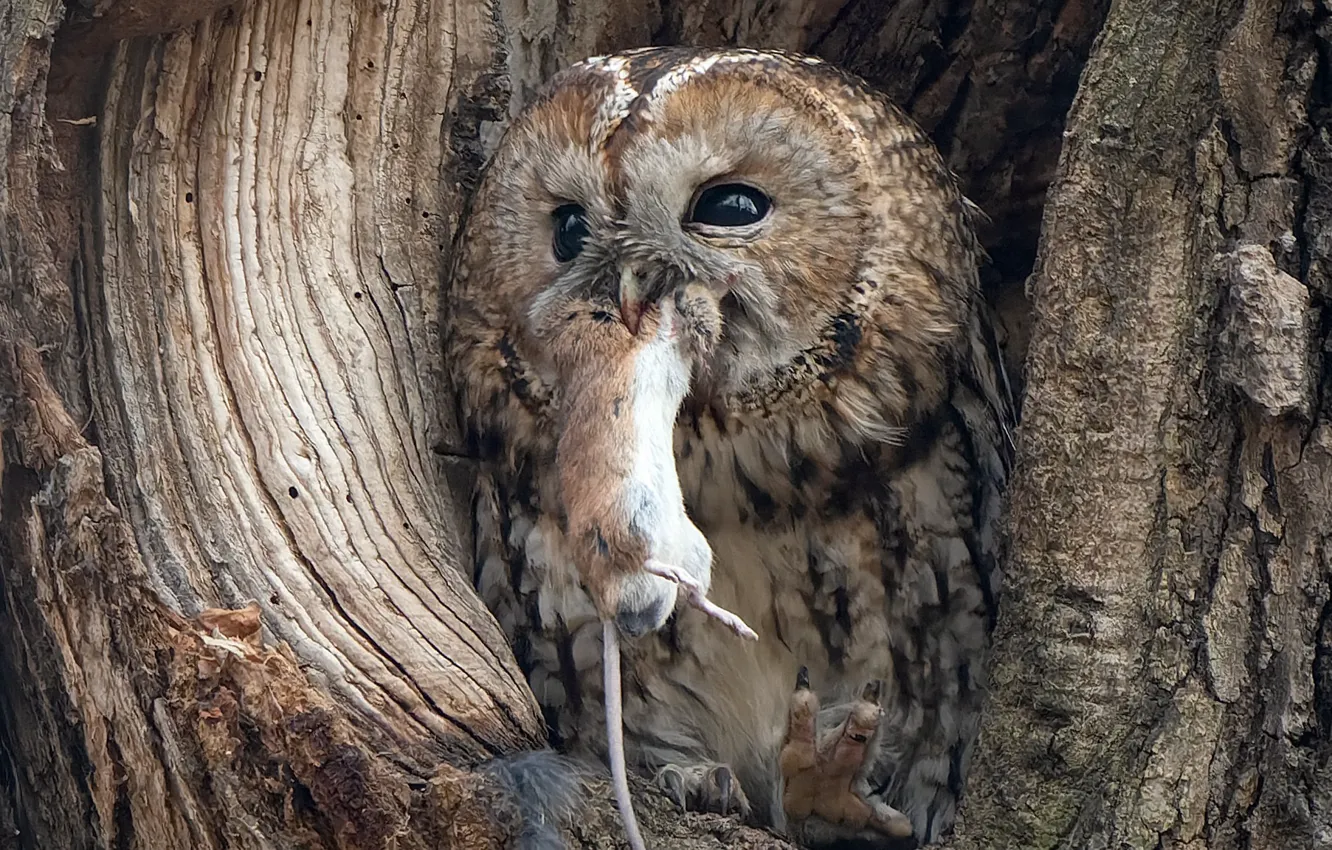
[951,1,1332,848]
[0,1,1324,849]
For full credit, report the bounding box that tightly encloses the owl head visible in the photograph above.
[447,47,981,635]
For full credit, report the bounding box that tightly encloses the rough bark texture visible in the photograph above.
[1,0,1326,848]
[949,0,1332,848]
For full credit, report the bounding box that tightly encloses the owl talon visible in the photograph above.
[657,765,688,810]
[654,762,752,821]
[780,672,914,843]
[716,764,735,814]
[643,558,758,640]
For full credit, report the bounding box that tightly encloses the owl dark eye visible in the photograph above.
[552,204,590,262]
[688,184,771,227]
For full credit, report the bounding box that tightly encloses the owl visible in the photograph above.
[445,46,1014,847]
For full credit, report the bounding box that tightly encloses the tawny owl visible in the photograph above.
[445,46,1014,847]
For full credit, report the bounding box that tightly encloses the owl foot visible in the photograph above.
[779,668,914,845]
[654,761,752,820]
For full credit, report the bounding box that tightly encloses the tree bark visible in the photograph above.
[2,0,1326,848]
[949,1,1332,848]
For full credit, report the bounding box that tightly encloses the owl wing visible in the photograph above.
[846,304,1015,841]
[470,452,610,756]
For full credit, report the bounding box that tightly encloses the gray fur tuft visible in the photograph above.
[483,750,588,849]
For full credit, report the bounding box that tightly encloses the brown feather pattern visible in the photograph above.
[446,46,1014,845]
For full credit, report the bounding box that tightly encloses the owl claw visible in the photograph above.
[643,558,758,640]
[654,762,752,820]
[657,763,688,809]
[779,671,914,843]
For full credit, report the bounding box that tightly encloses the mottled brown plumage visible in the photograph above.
[445,46,1014,846]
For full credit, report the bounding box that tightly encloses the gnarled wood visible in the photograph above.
[91,0,540,765]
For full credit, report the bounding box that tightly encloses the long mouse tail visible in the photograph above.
[604,621,649,850]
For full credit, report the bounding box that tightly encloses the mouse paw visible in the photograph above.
[644,559,757,640]
[654,761,752,821]
[779,668,913,844]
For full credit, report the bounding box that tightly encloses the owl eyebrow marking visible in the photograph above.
[582,54,638,151]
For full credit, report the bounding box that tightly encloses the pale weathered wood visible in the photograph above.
[91,0,542,766]
[1,1,552,847]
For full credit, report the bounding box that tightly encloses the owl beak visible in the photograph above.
[618,266,644,336]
